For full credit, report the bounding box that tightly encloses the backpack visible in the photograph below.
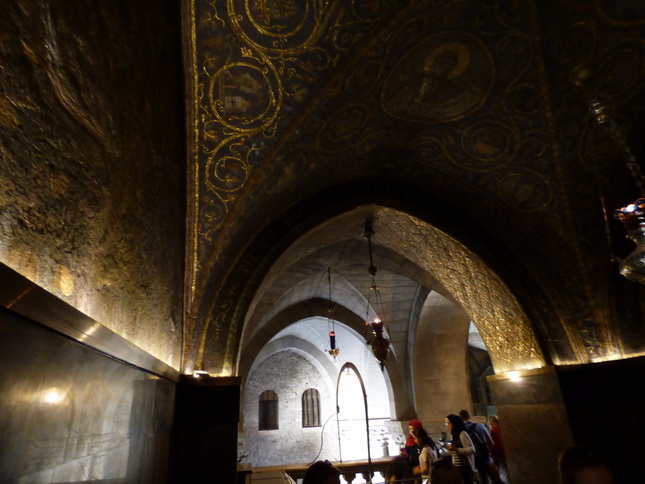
[464,422,490,460]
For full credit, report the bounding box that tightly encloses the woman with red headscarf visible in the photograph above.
[405,419,424,471]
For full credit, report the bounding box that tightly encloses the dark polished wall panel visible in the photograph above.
[0,309,175,483]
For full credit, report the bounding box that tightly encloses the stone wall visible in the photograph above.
[0,0,185,368]
[242,349,406,467]
[242,350,338,467]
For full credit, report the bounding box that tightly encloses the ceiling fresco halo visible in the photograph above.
[381,31,494,123]
[497,169,553,213]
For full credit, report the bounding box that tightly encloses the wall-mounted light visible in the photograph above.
[42,389,64,404]
[506,371,522,382]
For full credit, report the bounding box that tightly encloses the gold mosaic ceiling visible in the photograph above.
[185,0,645,375]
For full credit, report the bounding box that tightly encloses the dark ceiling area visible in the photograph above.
[185,0,645,376]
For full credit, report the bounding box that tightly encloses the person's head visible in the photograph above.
[458,409,471,421]
[411,426,432,448]
[430,456,465,484]
[408,418,423,435]
[446,414,466,440]
[488,415,499,429]
[302,460,341,484]
[406,418,424,447]
[558,446,615,484]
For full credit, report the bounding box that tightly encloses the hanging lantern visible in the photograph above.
[328,330,340,358]
[363,221,391,371]
[369,319,390,371]
[572,63,645,285]
[326,267,340,359]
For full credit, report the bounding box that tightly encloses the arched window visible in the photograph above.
[258,390,278,430]
[302,388,321,428]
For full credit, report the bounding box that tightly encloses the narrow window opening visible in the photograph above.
[302,388,321,428]
[259,390,278,430]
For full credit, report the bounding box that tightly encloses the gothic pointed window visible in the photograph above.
[258,390,278,430]
[302,388,321,428]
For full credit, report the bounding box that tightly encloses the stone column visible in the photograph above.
[488,358,645,484]
[414,293,472,438]
[488,367,573,484]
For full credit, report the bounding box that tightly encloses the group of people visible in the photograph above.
[300,413,618,484]
[388,411,508,484]
[299,410,506,484]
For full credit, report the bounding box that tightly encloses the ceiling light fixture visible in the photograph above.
[363,221,390,370]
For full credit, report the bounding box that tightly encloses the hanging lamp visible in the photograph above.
[591,100,645,283]
[572,62,645,284]
[326,267,340,359]
[363,221,390,370]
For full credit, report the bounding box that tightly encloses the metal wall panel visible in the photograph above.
[0,309,176,483]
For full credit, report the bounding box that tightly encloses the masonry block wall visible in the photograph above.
[242,350,338,467]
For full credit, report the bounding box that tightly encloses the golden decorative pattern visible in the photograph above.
[190,0,396,309]
[1,1,185,369]
[188,0,645,375]
[374,208,546,373]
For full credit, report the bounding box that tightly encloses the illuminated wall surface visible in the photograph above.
[0,0,186,368]
[0,309,175,482]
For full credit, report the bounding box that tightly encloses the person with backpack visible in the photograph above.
[445,414,478,483]
[459,410,503,484]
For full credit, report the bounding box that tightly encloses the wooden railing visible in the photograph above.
[239,456,395,483]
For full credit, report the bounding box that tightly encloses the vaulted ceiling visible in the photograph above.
[184,0,645,377]
[2,0,644,381]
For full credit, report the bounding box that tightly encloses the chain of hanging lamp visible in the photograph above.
[363,221,390,370]
[589,98,645,193]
